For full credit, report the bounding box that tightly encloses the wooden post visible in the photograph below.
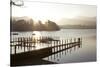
[15,45,16,54]
[66,39,68,49]
[78,38,80,48]
[64,40,66,49]
[54,41,55,47]
[74,38,76,42]
[70,47,72,53]
[33,38,35,46]
[59,40,61,51]
[67,39,68,48]
[18,38,19,49]
[56,41,58,52]
[29,43,30,51]
[51,40,52,47]
[58,41,59,51]
[70,38,72,47]
[29,37,32,50]
[26,38,27,50]
[54,41,55,53]
[30,37,32,47]
[78,38,80,42]
[39,36,40,46]
[62,40,63,49]
[24,37,25,52]
[21,37,22,50]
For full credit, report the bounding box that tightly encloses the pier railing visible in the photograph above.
[10,36,82,55]
[10,36,82,64]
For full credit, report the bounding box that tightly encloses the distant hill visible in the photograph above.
[59,25,96,29]
[11,16,60,31]
[58,16,96,26]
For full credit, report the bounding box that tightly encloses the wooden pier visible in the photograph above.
[10,37,82,66]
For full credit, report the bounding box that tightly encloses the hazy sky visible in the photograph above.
[12,0,97,24]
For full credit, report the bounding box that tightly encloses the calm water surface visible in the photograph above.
[11,29,96,63]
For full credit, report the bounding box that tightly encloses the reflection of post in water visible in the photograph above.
[80,37,82,48]
[59,51,61,58]
[48,56,49,60]
[74,38,76,50]
[57,51,58,58]
[50,54,52,60]
[54,53,56,60]
[70,38,72,53]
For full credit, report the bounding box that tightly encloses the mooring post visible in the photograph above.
[78,38,80,43]
[78,38,80,48]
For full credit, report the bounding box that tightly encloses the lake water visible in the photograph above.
[11,29,96,63]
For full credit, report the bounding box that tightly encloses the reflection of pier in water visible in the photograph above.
[10,36,82,66]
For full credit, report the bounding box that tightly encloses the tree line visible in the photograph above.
[10,17,60,31]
